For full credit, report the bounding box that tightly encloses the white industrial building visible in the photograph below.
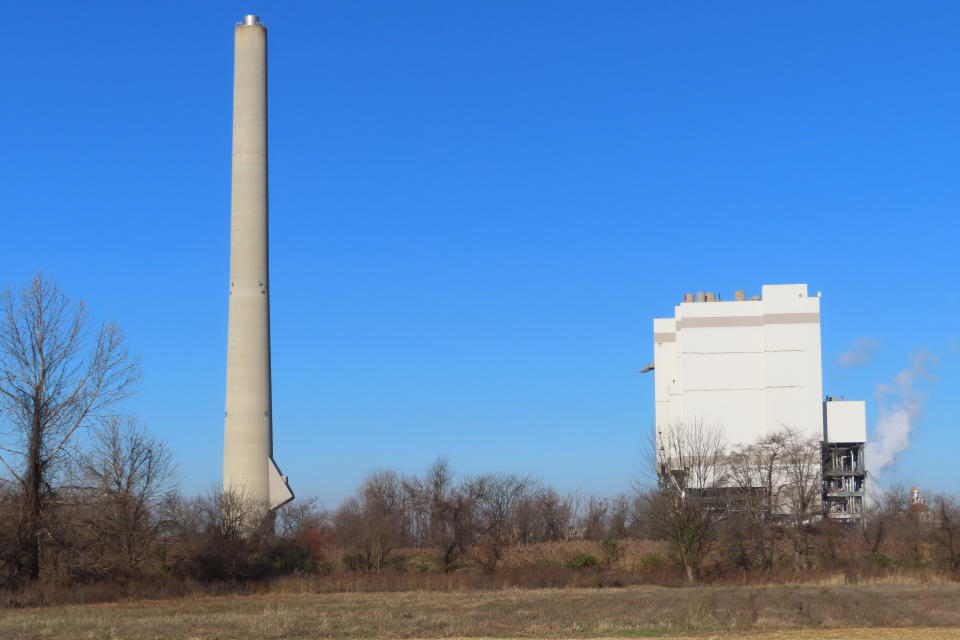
[650,284,867,521]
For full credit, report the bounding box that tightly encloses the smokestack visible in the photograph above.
[224,15,294,516]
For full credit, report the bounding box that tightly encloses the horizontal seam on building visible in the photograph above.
[684,385,803,391]
[675,312,820,329]
[680,349,805,354]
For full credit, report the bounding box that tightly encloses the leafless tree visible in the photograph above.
[78,415,176,572]
[606,493,634,540]
[510,486,573,544]
[334,470,411,571]
[207,484,265,541]
[540,488,576,541]
[640,419,728,582]
[653,418,729,494]
[581,495,609,541]
[777,427,822,566]
[864,482,908,558]
[931,494,960,571]
[398,459,487,569]
[0,276,140,582]
[157,491,207,544]
[637,487,712,582]
[402,457,455,547]
[467,473,537,571]
[274,496,331,572]
[276,496,328,539]
[728,430,788,570]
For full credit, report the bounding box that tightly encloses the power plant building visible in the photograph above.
[650,284,866,522]
[653,284,824,446]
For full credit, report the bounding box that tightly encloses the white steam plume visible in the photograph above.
[866,348,938,477]
[837,337,882,368]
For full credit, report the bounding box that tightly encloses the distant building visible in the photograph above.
[648,284,866,523]
[909,486,927,511]
[653,284,823,445]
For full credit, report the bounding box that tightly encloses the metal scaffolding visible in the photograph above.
[822,441,865,525]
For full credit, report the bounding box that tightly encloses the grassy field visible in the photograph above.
[3,584,960,639]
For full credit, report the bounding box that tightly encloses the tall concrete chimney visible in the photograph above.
[224,15,293,515]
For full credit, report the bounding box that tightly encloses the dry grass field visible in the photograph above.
[2,583,960,639]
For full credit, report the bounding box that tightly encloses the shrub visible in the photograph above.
[570,553,599,569]
[871,552,893,568]
[268,538,327,574]
[635,553,666,572]
[407,554,441,573]
[342,553,371,572]
[599,539,624,569]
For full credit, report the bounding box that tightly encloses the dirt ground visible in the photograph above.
[2,585,960,639]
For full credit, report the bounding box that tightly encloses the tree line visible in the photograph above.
[1,276,958,594]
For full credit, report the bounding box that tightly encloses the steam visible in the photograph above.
[866,348,938,476]
[837,337,882,368]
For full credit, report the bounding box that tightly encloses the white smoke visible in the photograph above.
[866,348,938,476]
[837,337,882,368]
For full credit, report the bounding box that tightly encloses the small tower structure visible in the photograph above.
[821,397,866,524]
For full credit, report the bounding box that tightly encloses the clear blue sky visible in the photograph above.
[2,2,957,505]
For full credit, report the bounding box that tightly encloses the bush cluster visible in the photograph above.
[1,456,959,598]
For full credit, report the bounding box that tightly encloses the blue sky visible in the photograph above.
[1,2,957,505]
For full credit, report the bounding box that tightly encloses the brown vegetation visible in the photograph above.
[3,584,960,639]
[2,455,959,609]
[0,276,140,584]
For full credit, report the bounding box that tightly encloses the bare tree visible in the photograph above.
[398,459,485,569]
[513,487,572,544]
[334,470,411,571]
[652,418,729,494]
[777,427,822,566]
[864,483,908,559]
[78,415,176,572]
[425,458,455,542]
[581,495,609,541]
[931,494,960,571]
[606,493,633,540]
[157,490,207,545]
[637,488,712,582]
[276,496,328,539]
[207,484,265,542]
[538,488,575,542]
[158,485,272,582]
[728,431,788,570]
[401,457,454,547]
[468,473,537,571]
[640,419,728,582]
[0,276,140,582]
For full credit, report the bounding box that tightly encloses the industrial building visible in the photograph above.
[649,284,866,523]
